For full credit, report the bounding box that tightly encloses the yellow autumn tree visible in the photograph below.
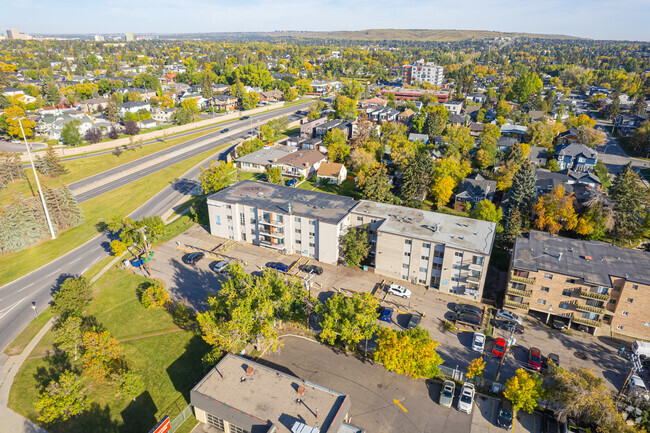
[466,357,486,383]
[533,185,578,235]
[430,155,471,207]
[4,106,36,138]
[374,327,443,379]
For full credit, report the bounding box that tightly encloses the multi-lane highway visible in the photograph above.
[0,102,311,351]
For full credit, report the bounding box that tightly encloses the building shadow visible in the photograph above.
[165,334,212,401]
[119,391,157,433]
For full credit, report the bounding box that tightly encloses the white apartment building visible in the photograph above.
[402,59,444,86]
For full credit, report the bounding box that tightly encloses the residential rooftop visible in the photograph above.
[207,180,358,225]
[235,146,295,166]
[512,230,650,287]
[191,354,350,433]
[350,201,497,255]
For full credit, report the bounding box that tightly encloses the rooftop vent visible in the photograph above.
[246,366,254,375]
[584,256,592,261]
[297,385,306,396]
[557,252,563,261]
[257,192,264,197]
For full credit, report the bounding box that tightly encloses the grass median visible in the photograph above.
[0,142,229,287]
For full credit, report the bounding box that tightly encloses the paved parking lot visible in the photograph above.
[146,225,631,391]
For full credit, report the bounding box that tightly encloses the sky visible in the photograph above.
[1,0,650,41]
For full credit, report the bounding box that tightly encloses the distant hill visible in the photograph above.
[257,29,584,42]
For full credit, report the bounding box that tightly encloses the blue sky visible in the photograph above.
[2,0,649,41]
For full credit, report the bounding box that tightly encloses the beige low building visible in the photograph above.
[506,230,650,339]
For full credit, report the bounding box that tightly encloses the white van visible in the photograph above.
[632,341,650,358]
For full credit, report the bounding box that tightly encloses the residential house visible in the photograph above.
[443,101,463,115]
[317,162,347,185]
[448,113,466,127]
[615,114,648,136]
[466,93,487,104]
[567,171,601,188]
[556,143,597,172]
[454,174,497,211]
[468,122,485,136]
[270,149,327,179]
[496,136,519,152]
[259,89,283,102]
[366,106,399,123]
[300,117,328,139]
[1,87,25,97]
[359,97,388,109]
[408,133,430,145]
[398,108,415,125]
[302,138,324,151]
[310,80,341,94]
[137,119,157,129]
[314,119,352,140]
[210,94,238,111]
[120,101,151,116]
[505,230,650,338]
[500,123,528,141]
[78,96,109,113]
[556,128,581,146]
[151,107,176,123]
[116,87,157,100]
[527,146,548,166]
[235,146,295,173]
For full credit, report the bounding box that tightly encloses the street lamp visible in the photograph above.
[31,302,37,318]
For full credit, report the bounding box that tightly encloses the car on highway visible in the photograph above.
[439,380,455,408]
[457,382,475,414]
[182,252,204,265]
[493,337,507,358]
[286,178,298,187]
[378,307,393,323]
[387,284,411,299]
[241,116,250,120]
[407,314,422,329]
[455,303,483,317]
[299,264,323,275]
[496,309,522,325]
[544,353,560,371]
[528,347,543,371]
[220,128,229,133]
[266,262,290,273]
[209,260,231,274]
[452,312,482,327]
[496,399,514,430]
[472,332,485,353]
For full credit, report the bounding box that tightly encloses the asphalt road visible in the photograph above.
[0,102,311,352]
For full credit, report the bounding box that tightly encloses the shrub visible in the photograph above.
[140,283,170,309]
[171,301,196,329]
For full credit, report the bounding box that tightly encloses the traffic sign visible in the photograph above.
[148,416,170,433]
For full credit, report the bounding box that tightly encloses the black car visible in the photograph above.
[241,115,250,120]
[454,304,483,317]
[495,320,524,334]
[544,353,560,371]
[182,252,205,265]
[220,128,229,133]
[496,399,513,430]
[453,312,482,327]
[299,264,323,275]
[407,314,422,329]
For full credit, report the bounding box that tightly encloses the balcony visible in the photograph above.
[260,219,284,227]
[258,227,285,238]
[579,289,610,301]
[504,299,530,310]
[572,315,602,327]
[469,263,483,271]
[510,273,536,285]
[507,287,533,298]
[575,303,605,315]
[466,275,481,284]
[259,240,284,249]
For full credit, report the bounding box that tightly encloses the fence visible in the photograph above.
[169,405,194,433]
[438,365,506,393]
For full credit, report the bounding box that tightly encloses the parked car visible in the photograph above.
[439,380,455,408]
[528,347,543,371]
[544,353,560,371]
[496,309,523,325]
[453,312,482,327]
[472,332,486,353]
[495,320,524,335]
[182,252,205,265]
[387,284,411,299]
[378,307,393,323]
[552,319,567,330]
[457,382,475,414]
[209,260,231,273]
[286,178,298,187]
[542,411,567,433]
[299,264,323,275]
[407,314,422,329]
[496,399,514,430]
[266,262,290,273]
[627,375,649,400]
[455,303,483,317]
[493,338,507,358]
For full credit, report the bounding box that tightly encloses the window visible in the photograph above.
[206,414,224,429]
[451,277,458,282]
[420,267,427,273]
[402,274,409,280]
[309,232,315,237]
[422,242,431,249]
[226,215,232,220]
[454,252,463,258]
[404,252,411,257]
[226,204,232,209]
[295,217,301,223]
[613,286,621,292]
[472,255,484,265]
[617,325,624,330]
[418,278,427,284]
[229,424,250,433]
[432,263,442,270]
[228,225,233,230]
[403,264,409,269]
[240,213,245,224]
[609,299,617,305]
[250,218,256,224]
[541,286,550,293]
[215,215,221,225]
[309,242,315,248]
[537,299,547,305]
[632,284,639,290]
[295,228,301,234]
[405,239,412,245]
[421,255,429,261]
[562,289,572,297]
[434,250,444,258]
[295,240,301,245]
[452,264,461,270]
[622,311,629,316]
[357,216,363,222]
[277,215,284,223]
[566,278,578,284]
[309,220,316,226]
[241,233,246,241]
[559,303,568,309]
[627,298,634,303]
[543,273,553,280]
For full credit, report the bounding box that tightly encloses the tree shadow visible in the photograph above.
[48,402,120,433]
[33,352,77,391]
[165,334,211,402]
[119,391,157,433]
[169,178,200,195]
[49,273,77,298]
[162,257,224,312]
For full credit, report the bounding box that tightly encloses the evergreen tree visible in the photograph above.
[606,96,620,120]
[44,81,61,106]
[400,151,434,206]
[0,196,48,253]
[506,161,537,221]
[425,111,446,141]
[501,209,523,248]
[106,93,121,122]
[631,95,646,115]
[610,163,648,243]
[35,146,67,177]
[201,71,213,100]
[0,151,26,188]
[359,163,394,203]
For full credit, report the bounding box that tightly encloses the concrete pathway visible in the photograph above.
[0,318,54,433]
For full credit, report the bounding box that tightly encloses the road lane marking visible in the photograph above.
[393,399,407,413]
[0,296,27,319]
[46,268,62,277]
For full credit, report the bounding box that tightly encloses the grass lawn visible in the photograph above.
[296,177,362,199]
[0,142,230,287]
[2,307,55,356]
[8,265,210,433]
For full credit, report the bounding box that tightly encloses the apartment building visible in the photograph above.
[506,230,650,339]
[402,59,444,86]
[207,180,357,264]
[349,201,496,299]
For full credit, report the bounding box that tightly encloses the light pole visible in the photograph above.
[19,118,56,239]
[31,302,37,318]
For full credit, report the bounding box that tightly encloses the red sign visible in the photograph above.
[149,416,170,433]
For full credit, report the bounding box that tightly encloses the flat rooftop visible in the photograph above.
[207,180,358,225]
[235,146,295,166]
[513,230,650,287]
[192,354,350,433]
[351,200,496,255]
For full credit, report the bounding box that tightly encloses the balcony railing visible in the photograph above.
[575,303,605,315]
[258,228,285,238]
[510,273,536,285]
[259,240,284,249]
[504,299,530,310]
[507,287,533,298]
[579,289,610,301]
[572,315,602,327]
[260,219,284,227]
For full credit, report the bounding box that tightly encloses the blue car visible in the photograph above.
[286,178,297,187]
[266,262,290,273]
[378,307,393,323]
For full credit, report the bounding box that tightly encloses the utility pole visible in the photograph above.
[494,326,516,383]
[137,226,153,277]
[20,118,56,239]
[617,353,642,401]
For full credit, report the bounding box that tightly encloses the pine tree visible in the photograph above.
[0,151,26,187]
[631,96,646,115]
[201,71,213,100]
[44,81,61,106]
[501,209,523,248]
[610,163,648,243]
[606,96,620,120]
[106,93,121,122]
[45,185,84,231]
[506,161,537,222]
[400,152,434,206]
[35,146,67,177]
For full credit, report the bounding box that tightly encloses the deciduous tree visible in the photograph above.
[198,160,233,194]
[504,368,544,414]
[124,119,139,135]
[374,327,444,379]
[116,371,144,401]
[266,166,283,184]
[54,316,83,360]
[466,357,486,382]
[470,199,503,232]
[82,330,123,381]
[4,106,36,138]
[340,227,370,268]
[84,126,102,144]
[324,129,349,163]
[333,95,357,120]
[52,276,92,320]
[35,370,88,423]
[61,120,82,145]
[316,292,378,350]
[533,185,578,235]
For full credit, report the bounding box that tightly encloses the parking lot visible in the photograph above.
[145,225,632,392]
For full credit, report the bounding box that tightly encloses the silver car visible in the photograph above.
[439,380,455,408]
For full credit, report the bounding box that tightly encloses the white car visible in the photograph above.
[210,260,231,273]
[496,309,522,325]
[628,375,649,400]
[472,332,485,353]
[387,284,411,299]
[457,382,475,414]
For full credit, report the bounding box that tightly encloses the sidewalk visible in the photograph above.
[0,318,53,433]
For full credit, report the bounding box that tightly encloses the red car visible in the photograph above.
[528,347,542,371]
[493,337,507,358]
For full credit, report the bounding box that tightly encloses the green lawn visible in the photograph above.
[8,265,210,433]
[296,177,362,199]
[0,142,230,287]
[2,307,55,356]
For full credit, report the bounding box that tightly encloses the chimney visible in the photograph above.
[297,385,306,396]
[246,366,254,375]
